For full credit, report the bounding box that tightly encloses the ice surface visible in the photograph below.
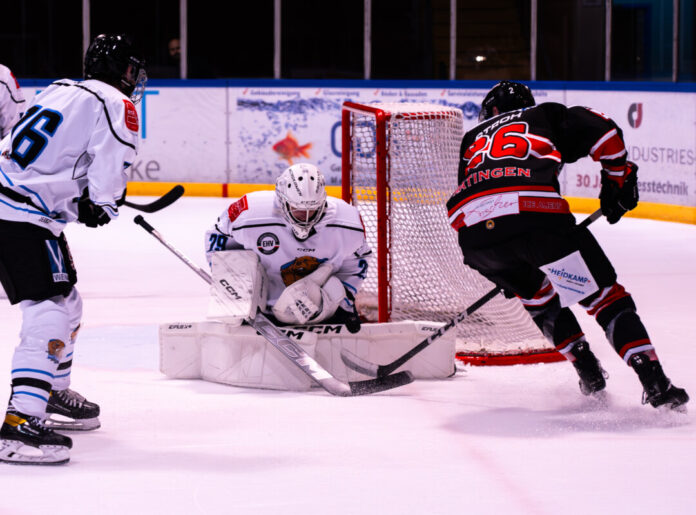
[1,197,694,515]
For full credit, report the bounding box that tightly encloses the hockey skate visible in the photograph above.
[629,354,689,412]
[46,388,101,431]
[570,341,608,396]
[0,407,72,465]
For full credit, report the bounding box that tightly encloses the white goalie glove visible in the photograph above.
[272,263,346,325]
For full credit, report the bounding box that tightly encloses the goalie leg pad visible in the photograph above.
[201,325,318,391]
[160,320,455,390]
[314,321,457,381]
[159,321,318,390]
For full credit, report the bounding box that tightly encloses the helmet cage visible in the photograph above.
[127,61,148,104]
[276,164,327,240]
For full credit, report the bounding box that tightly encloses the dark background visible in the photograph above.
[0,0,693,82]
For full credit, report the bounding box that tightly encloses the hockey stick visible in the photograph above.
[341,208,604,377]
[122,185,185,213]
[133,215,414,396]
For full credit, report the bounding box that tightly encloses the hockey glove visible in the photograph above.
[330,305,362,334]
[599,161,639,224]
[77,195,111,228]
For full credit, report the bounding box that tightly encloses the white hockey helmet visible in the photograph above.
[275,163,327,240]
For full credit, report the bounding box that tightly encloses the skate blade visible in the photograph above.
[45,414,101,431]
[0,440,70,465]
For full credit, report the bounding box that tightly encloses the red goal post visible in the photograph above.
[341,101,564,366]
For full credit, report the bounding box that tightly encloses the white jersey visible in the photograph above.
[0,79,139,236]
[205,190,371,307]
[0,64,25,139]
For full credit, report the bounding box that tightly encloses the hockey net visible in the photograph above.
[341,101,562,365]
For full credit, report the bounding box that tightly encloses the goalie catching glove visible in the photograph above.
[273,263,356,329]
[599,160,639,224]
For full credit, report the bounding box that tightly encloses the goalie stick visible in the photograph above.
[133,215,414,396]
[341,208,604,378]
[122,185,185,213]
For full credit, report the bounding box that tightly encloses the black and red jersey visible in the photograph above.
[446,102,628,249]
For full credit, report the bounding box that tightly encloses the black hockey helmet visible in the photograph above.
[84,34,147,104]
[478,81,535,121]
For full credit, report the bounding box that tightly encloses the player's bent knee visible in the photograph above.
[18,296,71,350]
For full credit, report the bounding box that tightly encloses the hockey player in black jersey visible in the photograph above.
[446,81,688,411]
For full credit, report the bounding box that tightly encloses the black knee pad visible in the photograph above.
[525,296,583,346]
[594,294,637,331]
[604,308,650,355]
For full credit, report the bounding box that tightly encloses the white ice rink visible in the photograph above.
[1,197,694,515]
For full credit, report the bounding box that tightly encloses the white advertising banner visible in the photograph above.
[18,82,696,208]
[560,90,696,207]
[228,86,487,186]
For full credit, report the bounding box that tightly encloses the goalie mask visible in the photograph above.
[276,163,327,240]
[479,80,535,121]
[84,34,147,104]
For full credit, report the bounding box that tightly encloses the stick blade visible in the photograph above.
[124,185,185,213]
[348,371,414,396]
[340,348,380,377]
[144,184,185,212]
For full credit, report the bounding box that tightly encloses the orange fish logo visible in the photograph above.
[272,131,312,164]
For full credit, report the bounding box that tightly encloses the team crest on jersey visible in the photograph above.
[257,232,280,255]
[280,256,327,286]
[47,339,65,363]
[228,195,249,222]
[123,99,139,132]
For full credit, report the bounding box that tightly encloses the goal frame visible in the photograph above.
[341,100,564,366]
[342,101,392,322]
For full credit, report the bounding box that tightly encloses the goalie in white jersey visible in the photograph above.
[0,34,147,465]
[204,163,371,331]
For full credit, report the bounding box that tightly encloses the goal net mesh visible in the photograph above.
[343,102,553,361]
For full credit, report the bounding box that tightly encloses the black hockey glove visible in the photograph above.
[331,306,362,334]
[77,194,111,228]
[599,161,639,224]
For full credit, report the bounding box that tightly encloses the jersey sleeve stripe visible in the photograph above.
[19,185,50,212]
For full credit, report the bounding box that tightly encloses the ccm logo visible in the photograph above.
[219,279,242,300]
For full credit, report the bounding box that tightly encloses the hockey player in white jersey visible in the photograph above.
[204,163,370,331]
[0,34,147,465]
[0,63,25,139]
